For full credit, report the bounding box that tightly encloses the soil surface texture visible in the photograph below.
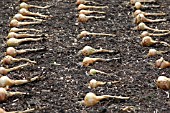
[0,0,170,113]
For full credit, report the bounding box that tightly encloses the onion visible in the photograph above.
[77,30,115,38]
[13,13,43,22]
[78,14,105,23]
[1,55,36,65]
[20,2,51,9]
[146,48,167,57]
[9,19,41,27]
[135,22,169,32]
[130,0,156,5]
[5,47,45,57]
[6,32,42,39]
[155,57,170,69]
[82,92,129,106]
[134,2,160,10]
[133,9,166,17]
[134,13,166,24]
[156,76,170,90]
[0,87,25,102]
[10,27,42,32]
[19,8,50,18]
[7,37,43,47]
[0,76,39,88]
[78,46,113,56]
[77,4,108,10]
[0,62,31,75]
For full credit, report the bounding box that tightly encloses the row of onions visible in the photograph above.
[131,0,170,91]
[0,0,51,112]
[75,0,130,109]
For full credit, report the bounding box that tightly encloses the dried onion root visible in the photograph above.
[20,2,51,9]
[5,47,45,57]
[19,8,50,18]
[134,14,166,24]
[77,46,114,56]
[77,30,115,38]
[79,10,105,15]
[140,31,170,38]
[155,57,170,69]
[134,22,169,32]
[13,13,44,22]
[145,48,167,57]
[1,55,36,65]
[10,27,42,33]
[134,2,160,10]
[141,36,170,47]
[81,92,129,106]
[0,87,26,102]
[0,76,39,88]
[10,19,42,27]
[0,62,31,75]
[7,37,43,47]
[130,0,156,5]
[156,76,170,90]
[133,10,166,17]
[77,4,108,10]
[78,14,105,22]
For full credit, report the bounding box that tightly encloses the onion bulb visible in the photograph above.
[82,92,129,106]
[87,68,109,76]
[78,14,105,22]
[146,48,167,57]
[133,10,166,17]
[9,19,41,27]
[5,47,45,57]
[19,8,50,18]
[6,32,43,39]
[82,57,112,67]
[0,62,31,75]
[13,13,43,22]
[130,0,156,5]
[20,2,51,9]
[0,87,25,102]
[76,0,99,5]
[0,76,39,88]
[1,55,36,65]
[77,30,115,38]
[7,37,43,47]
[156,76,170,90]
[155,57,170,69]
[141,36,170,47]
[77,46,113,56]
[140,31,170,38]
[134,13,166,24]
[88,79,106,88]
[134,2,160,10]
[10,27,42,33]
[134,22,169,32]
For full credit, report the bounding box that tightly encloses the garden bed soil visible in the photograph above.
[0,0,170,112]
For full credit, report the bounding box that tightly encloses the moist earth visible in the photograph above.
[0,0,170,113]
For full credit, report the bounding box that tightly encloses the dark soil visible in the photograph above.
[0,0,170,113]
